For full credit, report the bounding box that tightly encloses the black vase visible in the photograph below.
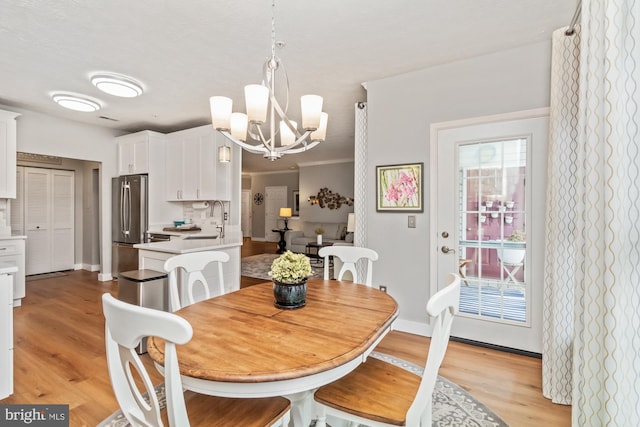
[273,279,307,309]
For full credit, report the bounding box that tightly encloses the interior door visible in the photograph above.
[431,110,548,353]
[264,186,287,242]
[24,167,75,275]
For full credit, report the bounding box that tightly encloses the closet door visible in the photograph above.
[24,167,75,275]
[25,168,51,275]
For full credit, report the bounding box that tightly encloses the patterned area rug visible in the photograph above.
[99,352,508,426]
[241,253,328,280]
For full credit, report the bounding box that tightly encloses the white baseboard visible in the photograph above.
[98,273,113,282]
[77,263,100,272]
[393,318,432,338]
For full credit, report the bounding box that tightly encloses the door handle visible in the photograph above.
[441,245,456,254]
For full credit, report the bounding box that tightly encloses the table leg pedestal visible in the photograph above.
[273,229,288,254]
[284,390,315,427]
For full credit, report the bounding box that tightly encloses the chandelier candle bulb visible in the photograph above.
[210,96,232,130]
[301,95,323,130]
[230,113,248,141]
[244,84,269,123]
[280,120,297,146]
[310,112,328,141]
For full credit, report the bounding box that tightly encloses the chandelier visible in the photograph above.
[209,0,328,161]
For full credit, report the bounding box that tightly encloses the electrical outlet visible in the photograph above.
[379,285,387,293]
[408,215,416,228]
[224,212,228,221]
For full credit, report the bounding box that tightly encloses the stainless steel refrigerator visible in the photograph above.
[112,174,148,278]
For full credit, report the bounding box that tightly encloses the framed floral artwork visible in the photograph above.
[376,162,424,212]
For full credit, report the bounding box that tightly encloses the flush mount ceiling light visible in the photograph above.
[51,93,101,112]
[91,73,143,98]
[209,0,328,161]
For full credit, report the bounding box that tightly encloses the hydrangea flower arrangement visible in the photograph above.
[269,251,313,284]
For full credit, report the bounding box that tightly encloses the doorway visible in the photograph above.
[430,109,548,353]
[12,154,102,276]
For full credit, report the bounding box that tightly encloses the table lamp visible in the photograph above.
[279,207,292,230]
[347,213,355,233]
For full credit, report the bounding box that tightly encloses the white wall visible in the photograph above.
[365,41,552,327]
[4,104,122,280]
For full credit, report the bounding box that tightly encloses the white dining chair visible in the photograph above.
[318,246,378,286]
[313,273,461,427]
[163,251,229,312]
[102,293,291,427]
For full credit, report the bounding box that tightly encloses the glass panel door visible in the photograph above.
[432,111,548,353]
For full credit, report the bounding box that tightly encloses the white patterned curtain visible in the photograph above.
[544,0,640,425]
[354,102,368,250]
[543,26,580,405]
[354,102,368,280]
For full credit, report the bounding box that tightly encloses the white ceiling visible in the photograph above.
[0,0,576,173]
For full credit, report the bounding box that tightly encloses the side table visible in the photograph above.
[306,242,334,267]
[272,229,288,254]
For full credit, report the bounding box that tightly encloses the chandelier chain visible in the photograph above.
[271,0,276,60]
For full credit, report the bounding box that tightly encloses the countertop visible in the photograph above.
[0,263,18,275]
[0,235,27,240]
[135,228,242,255]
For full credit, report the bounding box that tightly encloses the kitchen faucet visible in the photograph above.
[211,200,225,238]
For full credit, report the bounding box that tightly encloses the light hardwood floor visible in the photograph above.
[1,240,570,426]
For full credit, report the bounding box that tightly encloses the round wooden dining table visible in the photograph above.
[147,278,398,426]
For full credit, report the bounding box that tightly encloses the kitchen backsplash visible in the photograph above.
[181,200,228,229]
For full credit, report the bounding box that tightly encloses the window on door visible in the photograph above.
[458,138,528,324]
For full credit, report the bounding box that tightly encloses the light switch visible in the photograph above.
[408,215,416,228]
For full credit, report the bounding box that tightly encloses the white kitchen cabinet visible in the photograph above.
[0,238,26,306]
[0,266,16,400]
[116,131,180,227]
[117,131,151,175]
[165,126,231,201]
[165,137,185,200]
[0,109,20,199]
[10,167,24,234]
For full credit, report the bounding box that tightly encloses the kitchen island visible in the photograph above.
[134,228,242,301]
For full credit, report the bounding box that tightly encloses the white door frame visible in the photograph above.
[429,108,548,353]
[241,189,252,238]
[264,186,287,242]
